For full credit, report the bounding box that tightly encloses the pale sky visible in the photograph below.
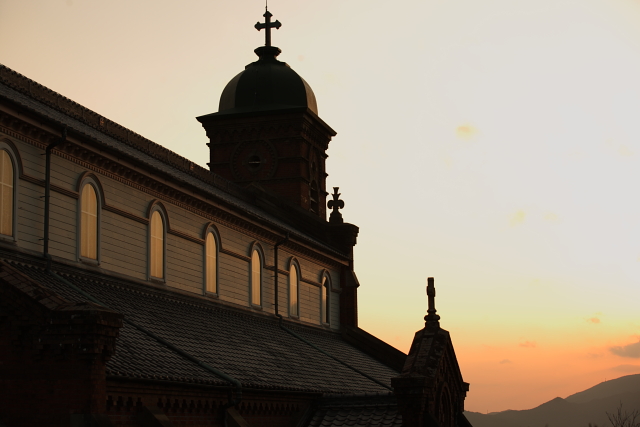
[2,0,640,413]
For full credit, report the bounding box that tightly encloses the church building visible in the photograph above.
[0,10,472,427]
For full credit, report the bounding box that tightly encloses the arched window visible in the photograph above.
[289,260,300,317]
[149,210,165,279]
[79,183,98,260]
[0,149,15,237]
[205,231,218,294]
[250,248,262,306]
[321,272,331,324]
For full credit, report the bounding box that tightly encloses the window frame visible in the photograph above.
[288,258,301,318]
[76,174,103,264]
[249,243,264,308]
[203,224,220,296]
[147,202,168,282]
[320,271,332,325]
[0,140,20,242]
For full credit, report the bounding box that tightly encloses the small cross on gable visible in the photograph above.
[255,10,282,47]
[328,187,345,224]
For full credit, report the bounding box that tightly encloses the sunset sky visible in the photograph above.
[2,0,640,413]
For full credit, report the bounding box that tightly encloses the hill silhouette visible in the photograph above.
[565,374,640,404]
[465,374,640,427]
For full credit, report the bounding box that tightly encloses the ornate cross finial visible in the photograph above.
[424,277,441,328]
[255,9,282,47]
[328,187,344,224]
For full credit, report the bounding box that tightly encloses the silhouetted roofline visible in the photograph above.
[0,63,346,261]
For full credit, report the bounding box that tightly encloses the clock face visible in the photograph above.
[230,140,277,182]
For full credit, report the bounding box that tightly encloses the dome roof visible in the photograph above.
[219,46,318,115]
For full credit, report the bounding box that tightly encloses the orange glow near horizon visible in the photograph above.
[361,313,640,412]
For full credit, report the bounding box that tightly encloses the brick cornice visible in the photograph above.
[202,112,334,151]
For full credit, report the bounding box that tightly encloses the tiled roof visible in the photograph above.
[8,259,398,394]
[306,393,402,427]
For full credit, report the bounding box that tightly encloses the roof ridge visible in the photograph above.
[0,63,244,198]
[321,391,395,398]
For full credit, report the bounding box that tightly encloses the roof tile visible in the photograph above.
[9,260,399,394]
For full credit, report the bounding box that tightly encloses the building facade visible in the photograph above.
[0,11,471,427]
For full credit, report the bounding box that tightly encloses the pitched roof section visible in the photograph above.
[8,259,399,394]
[0,64,220,191]
[306,393,402,427]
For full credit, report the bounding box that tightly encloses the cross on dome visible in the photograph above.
[255,9,282,47]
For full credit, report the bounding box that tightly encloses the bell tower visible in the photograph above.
[197,9,336,219]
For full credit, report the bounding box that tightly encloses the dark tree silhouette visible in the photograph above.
[607,403,640,427]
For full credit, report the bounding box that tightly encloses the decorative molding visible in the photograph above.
[76,171,107,206]
[0,137,25,178]
[18,173,42,186]
[168,229,203,245]
[201,112,334,151]
[145,200,171,230]
[301,277,322,288]
[19,172,77,199]
[103,205,148,225]
[220,248,250,262]
[53,184,78,200]
[0,113,56,151]
[104,392,302,418]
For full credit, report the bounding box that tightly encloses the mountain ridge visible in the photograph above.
[565,374,640,404]
[465,374,640,427]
